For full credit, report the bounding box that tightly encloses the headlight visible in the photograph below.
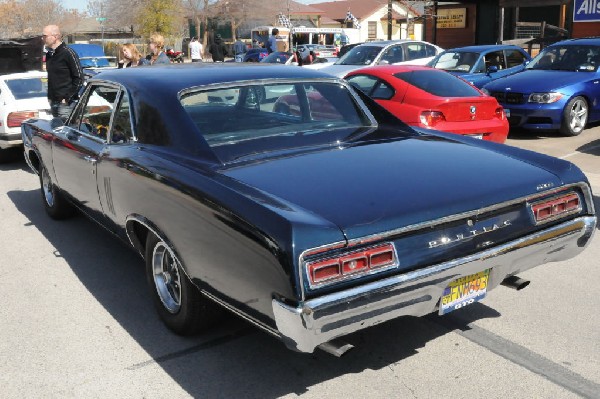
[528,92,563,103]
[481,88,490,95]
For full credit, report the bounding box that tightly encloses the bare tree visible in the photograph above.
[0,0,83,38]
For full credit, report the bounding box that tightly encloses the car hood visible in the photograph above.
[221,136,566,240]
[484,69,590,92]
[317,64,363,78]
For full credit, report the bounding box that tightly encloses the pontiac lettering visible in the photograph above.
[428,220,512,248]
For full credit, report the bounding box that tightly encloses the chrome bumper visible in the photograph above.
[273,216,596,353]
[0,132,22,149]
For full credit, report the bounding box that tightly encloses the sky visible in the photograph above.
[62,0,88,11]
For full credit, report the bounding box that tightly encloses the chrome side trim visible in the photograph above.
[297,182,594,300]
[278,216,596,353]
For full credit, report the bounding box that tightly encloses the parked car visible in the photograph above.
[21,64,596,355]
[70,43,116,69]
[243,48,268,62]
[345,65,509,143]
[427,44,531,88]
[306,40,444,77]
[0,71,52,162]
[260,51,295,65]
[482,37,600,136]
[337,42,363,58]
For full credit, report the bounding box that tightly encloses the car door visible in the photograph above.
[51,83,120,216]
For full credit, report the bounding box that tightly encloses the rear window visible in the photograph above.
[180,82,374,162]
[5,77,48,99]
[393,70,481,97]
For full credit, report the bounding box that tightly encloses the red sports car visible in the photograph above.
[345,65,509,143]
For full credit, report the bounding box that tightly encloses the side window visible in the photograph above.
[484,51,506,70]
[406,43,427,61]
[505,49,527,68]
[346,75,394,100]
[425,44,438,57]
[70,85,117,141]
[110,92,133,144]
[305,85,343,121]
[472,58,486,73]
[380,45,404,64]
[346,75,379,94]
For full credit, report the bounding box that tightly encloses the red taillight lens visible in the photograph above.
[7,111,38,127]
[419,111,445,127]
[495,107,506,120]
[306,244,397,287]
[531,192,581,223]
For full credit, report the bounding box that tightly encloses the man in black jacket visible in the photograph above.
[208,34,228,62]
[42,25,83,120]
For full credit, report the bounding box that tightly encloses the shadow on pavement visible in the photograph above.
[8,186,502,398]
[577,138,600,156]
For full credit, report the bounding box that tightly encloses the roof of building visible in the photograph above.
[309,0,421,22]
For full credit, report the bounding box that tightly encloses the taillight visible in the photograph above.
[306,243,397,287]
[7,111,38,127]
[419,111,445,127]
[495,107,506,120]
[530,192,581,223]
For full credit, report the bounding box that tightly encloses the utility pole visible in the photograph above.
[387,0,392,40]
[96,3,106,52]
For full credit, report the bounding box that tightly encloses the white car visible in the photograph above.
[0,71,52,161]
[305,40,444,77]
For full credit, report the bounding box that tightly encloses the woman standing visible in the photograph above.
[147,33,170,65]
[118,43,147,68]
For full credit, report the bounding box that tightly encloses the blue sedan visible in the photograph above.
[427,44,531,88]
[483,38,600,136]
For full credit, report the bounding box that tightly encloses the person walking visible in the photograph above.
[233,38,246,62]
[42,24,83,121]
[267,28,279,54]
[147,33,170,65]
[189,37,203,62]
[208,34,228,62]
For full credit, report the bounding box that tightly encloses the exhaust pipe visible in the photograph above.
[318,339,354,357]
[501,275,530,291]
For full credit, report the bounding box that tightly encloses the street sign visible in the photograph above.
[96,17,107,22]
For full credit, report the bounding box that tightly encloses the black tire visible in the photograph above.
[560,96,588,136]
[39,162,74,219]
[145,233,220,335]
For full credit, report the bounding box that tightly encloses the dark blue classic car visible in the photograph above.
[21,64,596,355]
[483,38,600,136]
[427,44,531,88]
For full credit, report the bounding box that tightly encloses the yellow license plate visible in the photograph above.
[439,269,490,315]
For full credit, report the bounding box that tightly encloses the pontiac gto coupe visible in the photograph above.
[22,64,596,355]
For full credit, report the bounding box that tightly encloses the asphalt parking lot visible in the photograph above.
[1,126,599,398]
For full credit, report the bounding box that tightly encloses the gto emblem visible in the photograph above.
[428,220,512,248]
[536,182,555,191]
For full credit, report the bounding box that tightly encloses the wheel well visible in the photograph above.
[126,219,150,258]
[28,149,40,172]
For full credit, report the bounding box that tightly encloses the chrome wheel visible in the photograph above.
[41,166,55,207]
[151,241,182,313]
[567,98,588,134]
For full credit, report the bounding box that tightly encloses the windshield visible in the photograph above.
[335,45,383,66]
[430,51,480,72]
[180,82,375,163]
[5,77,48,99]
[527,45,600,72]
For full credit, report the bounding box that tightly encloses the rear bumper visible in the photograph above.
[0,132,22,149]
[273,216,596,353]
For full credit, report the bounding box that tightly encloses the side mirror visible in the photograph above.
[487,65,499,74]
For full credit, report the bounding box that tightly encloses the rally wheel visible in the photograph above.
[560,96,588,136]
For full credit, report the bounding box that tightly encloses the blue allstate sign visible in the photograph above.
[574,0,600,22]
